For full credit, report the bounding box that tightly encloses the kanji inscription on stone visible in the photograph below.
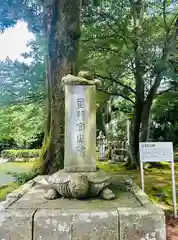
[76,98,85,157]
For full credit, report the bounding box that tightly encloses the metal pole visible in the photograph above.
[140,161,145,192]
[171,160,177,218]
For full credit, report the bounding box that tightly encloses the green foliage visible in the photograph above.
[0,21,46,148]
[0,30,46,148]
[106,98,133,139]
[0,55,45,107]
[0,103,45,147]
[80,0,178,97]
[0,138,17,152]
[150,90,178,146]
[1,149,40,161]
[0,0,43,34]
[9,171,38,185]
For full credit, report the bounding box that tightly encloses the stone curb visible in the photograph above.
[0,177,38,211]
[0,175,49,212]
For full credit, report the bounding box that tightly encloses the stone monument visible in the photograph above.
[97,131,106,160]
[44,72,115,200]
[0,72,166,240]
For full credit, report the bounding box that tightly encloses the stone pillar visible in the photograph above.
[62,74,99,172]
[126,119,130,146]
[97,131,106,160]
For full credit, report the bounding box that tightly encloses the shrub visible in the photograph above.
[9,171,39,185]
[1,149,40,161]
[0,137,17,152]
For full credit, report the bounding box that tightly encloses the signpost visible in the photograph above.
[139,142,177,218]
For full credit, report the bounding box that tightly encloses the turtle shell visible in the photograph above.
[48,170,70,185]
[87,170,111,197]
[48,170,72,197]
[87,170,111,184]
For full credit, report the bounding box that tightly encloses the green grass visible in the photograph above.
[0,161,35,202]
[0,161,35,174]
[98,161,178,210]
[0,182,19,201]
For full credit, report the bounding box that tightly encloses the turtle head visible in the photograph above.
[69,174,89,199]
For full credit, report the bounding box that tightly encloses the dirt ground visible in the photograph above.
[166,211,178,240]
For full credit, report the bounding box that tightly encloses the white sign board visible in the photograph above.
[139,142,174,162]
[139,142,177,218]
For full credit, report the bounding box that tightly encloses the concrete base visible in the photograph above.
[0,176,166,240]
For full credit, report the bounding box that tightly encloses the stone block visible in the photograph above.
[34,209,72,240]
[72,210,118,240]
[119,207,166,240]
[0,176,166,240]
[118,176,166,240]
[0,209,34,240]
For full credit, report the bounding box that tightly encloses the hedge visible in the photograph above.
[1,149,40,161]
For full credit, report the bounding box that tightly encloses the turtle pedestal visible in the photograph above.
[0,176,166,240]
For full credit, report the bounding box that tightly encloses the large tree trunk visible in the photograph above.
[129,101,143,168]
[128,56,144,167]
[39,0,81,174]
[128,89,157,169]
[140,82,160,143]
[140,102,152,142]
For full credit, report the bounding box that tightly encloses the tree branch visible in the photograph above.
[92,9,136,74]
[97,88,135,105]
[95,74,136,94]
[163,0,168,33]
[81,34,122,42]
[156,85,178,96]
[146,8,178,103]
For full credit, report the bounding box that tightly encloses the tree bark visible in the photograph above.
[140,101,152,142]
[140,73,162,143]
[39,0,81,174]
[96,105,106,135]
[128,101,143,167]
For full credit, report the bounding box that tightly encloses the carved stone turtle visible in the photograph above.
[44,170,115,200]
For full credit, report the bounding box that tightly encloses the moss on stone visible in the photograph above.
[62,74,101,86]
[33,134,51,174]
[78,71,94,80]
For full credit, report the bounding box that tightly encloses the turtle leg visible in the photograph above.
[100,187,115,200]
[44,188,60,200]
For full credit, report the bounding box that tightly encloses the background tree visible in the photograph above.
[80,0,178,166]
[150,89,178,147]
[0,40,46,150]
[0,104,45,148]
